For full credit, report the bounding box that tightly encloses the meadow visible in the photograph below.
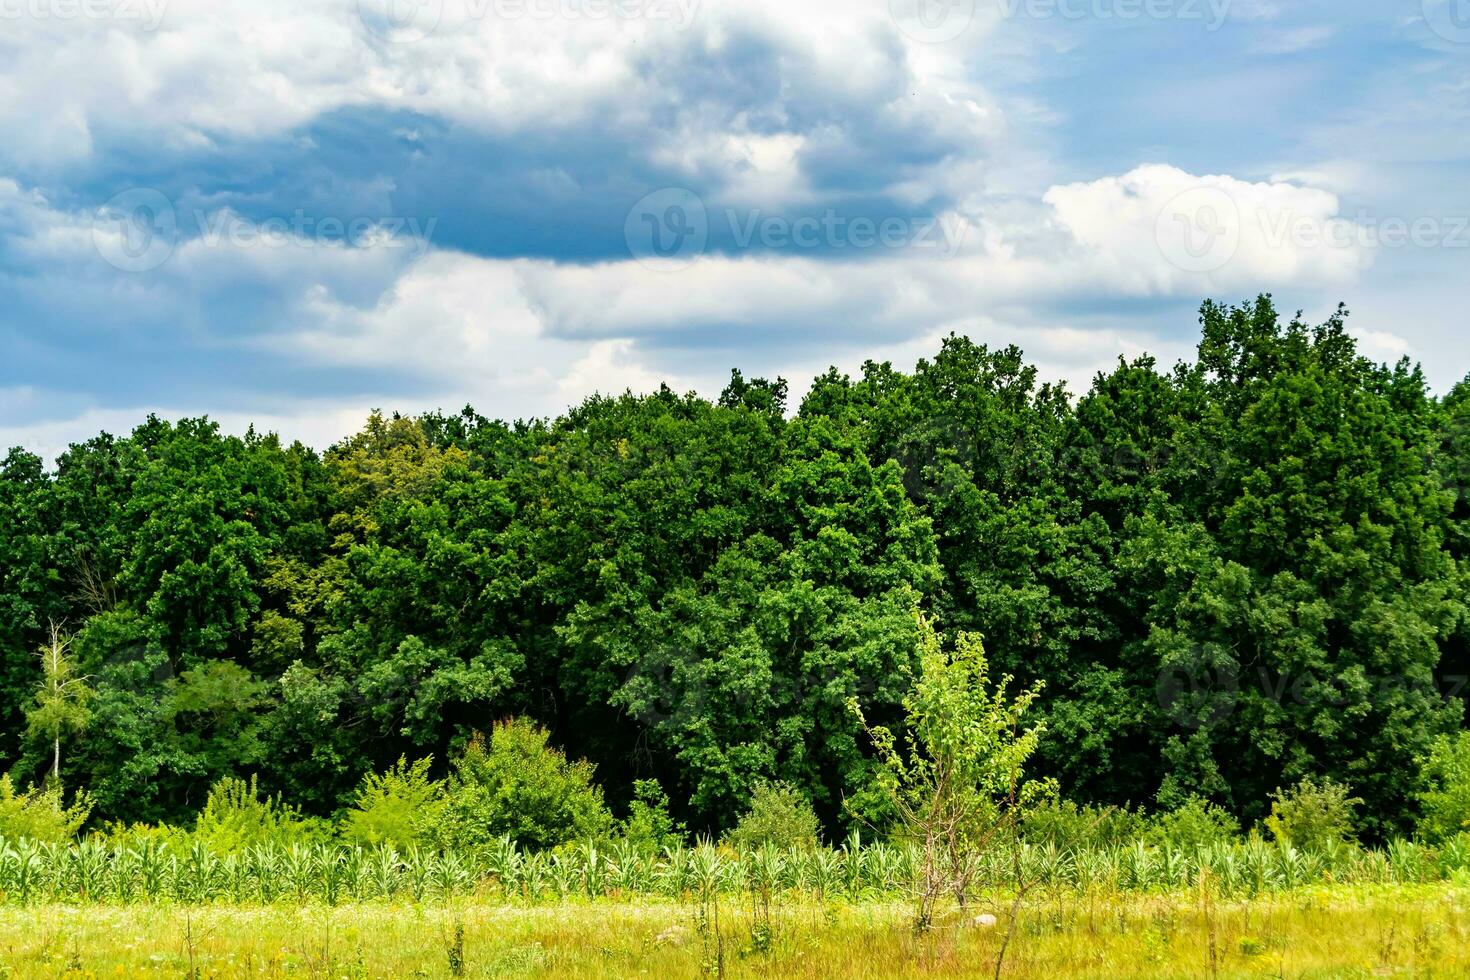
[3,836,1470,977]
[3,884,1469,977]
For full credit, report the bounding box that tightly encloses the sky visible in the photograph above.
[1,0,1467,456]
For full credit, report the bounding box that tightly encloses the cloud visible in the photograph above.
[1042,164,1371,294]
[0,158,1383,436]
[0,0,1002,221]
[2,0,1465,452]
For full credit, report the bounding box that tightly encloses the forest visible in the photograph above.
[5,294,1470,847]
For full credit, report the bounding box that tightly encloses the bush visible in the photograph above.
[433,718,613,852]
[192,775,329,850]
[341,756,445,851]
[724,782,821,852]
[0,774,91,842]
[621,779,684,852]
[1416,732,1470,843]
[1022,799,1147,850]
[1149,796,1240,851]
[97,820,185,850]
[1263,776,1360,850]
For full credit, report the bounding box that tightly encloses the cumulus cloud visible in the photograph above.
[1042,165,1372,294]
[0,154,1387,450]
[518,164,1376,346]
[1,0,1459,453]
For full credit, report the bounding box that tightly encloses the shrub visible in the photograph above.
[1263,776,1360,850]
[1022,799,1148,850]
[1416,732,1470,843]
[0,774,91,842]
[98,820,186,849]
[1149,795,1240,851]
[192,775,329,850]
[433,718,612,852]
[342,756,445,850]
[849,616,1049,931]
[621,779,685,852]
[724,782,822,852]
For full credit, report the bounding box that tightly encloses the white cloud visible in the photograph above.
[1348,326,1411,363]
[516,164,1378,351]
[275,250,691,419]
[0,400,381,466]
[1043,164,1372,294]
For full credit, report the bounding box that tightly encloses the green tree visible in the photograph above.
[342,755,446,850]
[191,774,326,850]
[433,719,613,852]
[26,623,92,787]
[851,613,1050,927]
[620,778,685,852]
[1262,776,1361,850]
[724,782,822,851]
[1415,732,1470,843]
[0,774,91,842]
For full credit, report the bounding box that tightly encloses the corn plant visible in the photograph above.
[0,833,1463,906]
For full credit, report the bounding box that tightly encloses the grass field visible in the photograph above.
[2,885,1468,978]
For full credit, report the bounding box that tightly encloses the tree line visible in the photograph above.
[4,295,1469,840]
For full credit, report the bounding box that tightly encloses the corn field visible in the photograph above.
[0,834,1466,906]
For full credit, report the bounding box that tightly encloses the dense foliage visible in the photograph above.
[2,296,1468,840]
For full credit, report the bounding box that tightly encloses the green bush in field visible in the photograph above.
[1150,796,1241,851]
[192,775,329,850]
[1263,777,1360,850]
[725,782,822,852]
[620,778,684,852]
[1021,799,1148,850]
[1415,732,1470,843]
[342,755,446,850]
[433,718,613,852]
[0,774,91,843]
[97,818,184,850]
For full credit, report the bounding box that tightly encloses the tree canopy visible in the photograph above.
[2,296,1464,839]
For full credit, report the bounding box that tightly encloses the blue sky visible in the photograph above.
[2,0,1467,454]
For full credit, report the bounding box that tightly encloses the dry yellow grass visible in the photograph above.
[1,885,1467,978]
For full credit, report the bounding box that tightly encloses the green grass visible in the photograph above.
[3,884,1470,978]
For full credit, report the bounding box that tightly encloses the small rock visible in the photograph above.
[654,925,688,947]
[971,913,998,928]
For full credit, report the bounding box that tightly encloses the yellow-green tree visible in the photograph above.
[851,613,1050,930]
[26,623,91,788]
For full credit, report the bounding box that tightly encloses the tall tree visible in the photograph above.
[26,623,92,787]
